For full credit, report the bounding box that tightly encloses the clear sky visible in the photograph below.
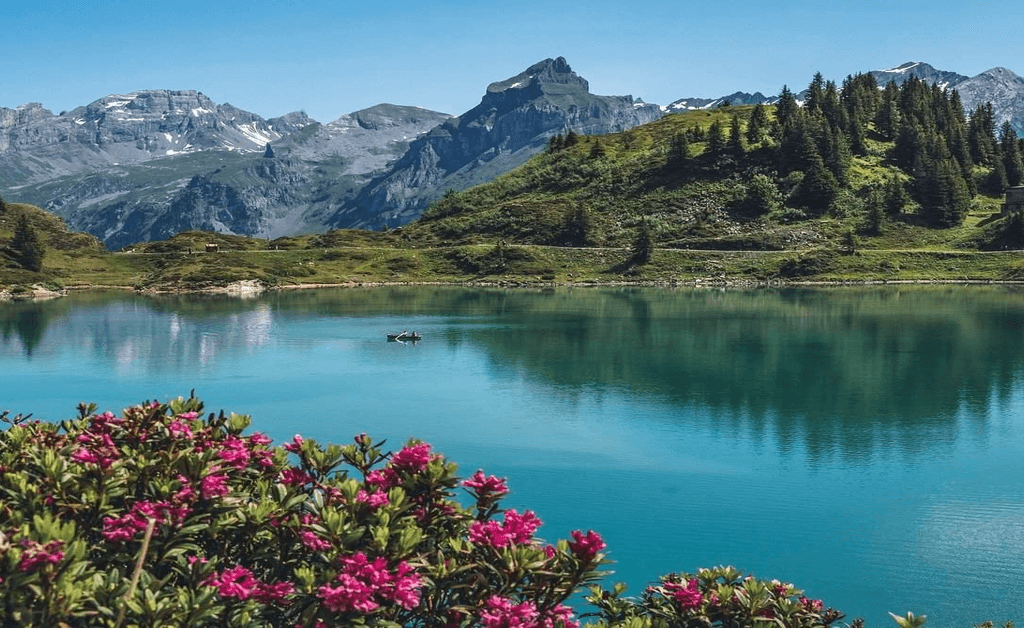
[5,0,1022,123]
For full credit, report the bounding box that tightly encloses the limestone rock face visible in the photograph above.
[0,90,286,179]
[954,67,1024,136]
[2,98,450,248]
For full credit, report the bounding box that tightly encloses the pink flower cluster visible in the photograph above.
[478,595,578,628]
[462,470,509,497]
[168,419,193,440]
[201,467,230,499]
[567,529,605,560]
[216,434,274,469]
[664,578,703,610]
[299,514,332,551]
[366,467,398,490]
[280,467,314,486]
[799,596,825,612]
[102,477,194,541]
[71,431,119,469]
[17,539,65,573]
[389,442,433,472]
[317,552,422,613]
[356,489,390,509]
[468,509,542,548]
[283,434,304,453]
[205,564,294,603]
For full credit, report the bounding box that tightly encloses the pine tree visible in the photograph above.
[548,134,564,153]
[792,151,840,214]
[670,132,690,164]
[874,90,902,141]
[0,194,7,213]
[705,120,726,157]
[562,204,590,246]
[774,85,799,134]
[11,212,45,272]
[968,104,998,166]
[820,80,842,130]
[727,114,744,156]
[919,157,971,226]
[746,103,768,144]
[822,123,851,185]
[863,186,885,234]
[1000,121,1024,187]
[563,130,580,148]
[779,112,815,173]
[983,157,1009,195]
[805,72,826,113]
[631,218,653,264]
[884,176,910,215]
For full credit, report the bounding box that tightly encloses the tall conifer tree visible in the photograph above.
[11,212,45,272]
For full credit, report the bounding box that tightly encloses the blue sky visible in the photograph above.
[5,0,1023,122]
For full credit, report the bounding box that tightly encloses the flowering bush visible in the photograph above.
[585,566,847,628]
[0,395,950,627]
[0,396,604,627]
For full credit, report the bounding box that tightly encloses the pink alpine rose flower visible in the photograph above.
[280,467,314,486]
[665,578,703,610]
[568,529,605,560]
[205,565,259,600]
[463,470,509,497]
[17,540,65,573]
[468,510,542,548]
[356,489,390,508]
[201,471,230,499]
[389,442,432,472]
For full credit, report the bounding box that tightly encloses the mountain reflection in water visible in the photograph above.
[3,286,1024,465]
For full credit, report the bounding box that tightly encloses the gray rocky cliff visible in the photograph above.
[954,67,1024,135]
[2,96,449,248]
[0,90,294,186]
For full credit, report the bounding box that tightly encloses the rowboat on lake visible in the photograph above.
[387,331,422,341]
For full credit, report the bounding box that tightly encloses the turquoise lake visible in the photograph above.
[2,286,1023,626]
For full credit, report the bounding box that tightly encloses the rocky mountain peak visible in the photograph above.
[335,56,661,228]
[976,67,1023,82]
[868,61,968,90]
[486,56,589,94]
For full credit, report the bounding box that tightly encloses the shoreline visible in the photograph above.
[7,276,1024,301]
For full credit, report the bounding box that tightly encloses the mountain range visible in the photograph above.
[2,58,1023,249]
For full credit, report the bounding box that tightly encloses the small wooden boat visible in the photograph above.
[387,331,422,342]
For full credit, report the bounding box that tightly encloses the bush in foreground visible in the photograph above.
[0,395,954,627]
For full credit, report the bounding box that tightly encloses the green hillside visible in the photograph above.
[401,78,1022,257]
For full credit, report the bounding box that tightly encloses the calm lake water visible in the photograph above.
[3,286,1024,626]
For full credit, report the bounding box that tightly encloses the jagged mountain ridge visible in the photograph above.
[0,90,310,186]
[1,58,663,245]
[329,57,664,228]
[2,97,451,248]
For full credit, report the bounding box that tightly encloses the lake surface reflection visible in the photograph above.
[3,286,1023,625]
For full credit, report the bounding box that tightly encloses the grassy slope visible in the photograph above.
[3,106,1024,291]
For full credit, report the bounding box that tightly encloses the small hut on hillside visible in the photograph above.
[1002,185,1024,215]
